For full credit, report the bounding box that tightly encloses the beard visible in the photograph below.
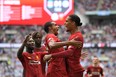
[55,33,58,36]
[28,46,34,50]
[30,47,34,50]
[36,42,41,45]
[66,29,69,32]
[27,46,34,53]
[54,32,58,36]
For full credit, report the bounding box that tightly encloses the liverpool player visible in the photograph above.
[44,14,85,77]
[86,57,104,77]
[43,21,82,77]
[32,31,47,77]
[17,34,45,77]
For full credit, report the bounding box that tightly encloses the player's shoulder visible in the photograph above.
[45,34,53,40]
[46,34,54,37]
[22,52,31,58]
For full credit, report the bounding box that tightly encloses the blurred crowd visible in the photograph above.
[76,0,116,11]
[81,19,116,44]
[0,19,116,44]
[82,48,116,77]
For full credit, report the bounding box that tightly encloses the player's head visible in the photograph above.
[32,31,42,47]
[64,14,82,32]
[92,56,99,65]
[25,36,35,52]
[44,21,59,36]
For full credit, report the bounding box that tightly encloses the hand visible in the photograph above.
[43,54,52,61]
[81,52,88,60]
[88,74,92,77]
[23,35,31,45]
[70,39,82,48]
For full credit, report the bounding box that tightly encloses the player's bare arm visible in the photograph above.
[17,35,30,59]
[70,39,82,48]
[48,38,82,49]
[44,50,87,61]
[43,54,52,61]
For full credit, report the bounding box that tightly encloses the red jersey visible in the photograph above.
[52,32,84,77]
[44,34,68,77]
[19,52,45,77]
[86,65,104,77]
[34,45,47,52]
[34,47,48,77]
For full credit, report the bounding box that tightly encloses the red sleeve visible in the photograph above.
[52,46,76,58]
[86,67,91,74]
[36,52,48,59]
[45,34,58,50]
[39,52,48,75]
[47,34,57,44]
[40,52,48,61]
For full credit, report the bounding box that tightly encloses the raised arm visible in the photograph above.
[17,35,30,59]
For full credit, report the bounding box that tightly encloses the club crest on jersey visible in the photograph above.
[29,60,41,65]
[36,56,40,60]
[28,57,32,59]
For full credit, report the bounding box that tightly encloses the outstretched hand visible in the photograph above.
[70,39,82,48]
[43,54,52,62]
[81,52,88,60]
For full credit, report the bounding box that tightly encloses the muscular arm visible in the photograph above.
[52,47,75,58]
[52,50,87,59]
[49,39,82,49]
[17,35,30,59]
[17,42,25,59]
[43,46,76,61]
[49,40,69,49]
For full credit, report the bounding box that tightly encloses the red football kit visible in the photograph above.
[52,32,84,77]
[86,65,104,77]
[44,34,68,77]
[19,51,46,77]
[34,46,48,77]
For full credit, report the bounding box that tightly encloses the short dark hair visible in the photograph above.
[44,21,53,33]
[69,14,82,26]
[32,31,42,39]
